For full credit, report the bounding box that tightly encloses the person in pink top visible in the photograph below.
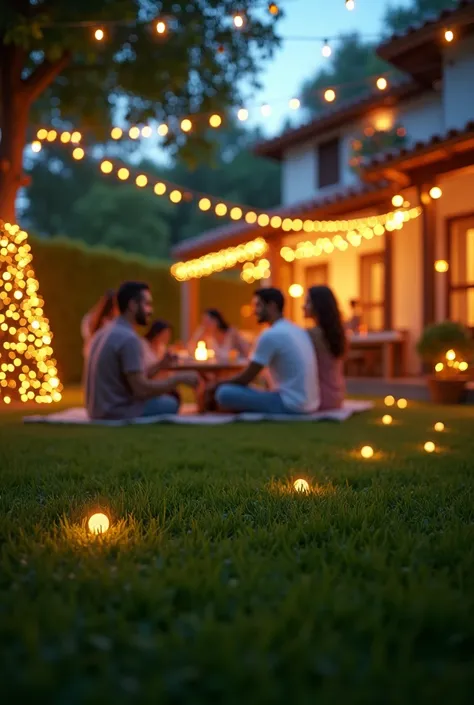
[303,285,346,410]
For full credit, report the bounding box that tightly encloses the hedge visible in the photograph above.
[30,235,255,384]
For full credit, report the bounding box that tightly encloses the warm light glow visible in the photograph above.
[94,28,105,41]
[391,194,404,208]
[156,20,167,34]
[31,141,42,153]
[136,175,148,188]
[346,0,355,10]
[181,118,192,133]
[268,2,279,15]
[141,126,152,138]
[288,283,304,299]
[199,198,211,211]
[194,340,208,361]
[322,41,332,58]
[424,441,436,454]
[60,131,71,143]
[100,160,113,174]
[231,207,243,221]
[435,259,449,273]
[170,237,268,281]
[209,114,222,128]
[129,126,140,139]
[429,186,442,200]
[444,29,454,42]
[237,108,249,121]
[289,98,300,110]
[384,395,395,407]
[71,131,81,143]
[118,168,129,180]
[324,89,336,103]
[382,414,393,425]
[88,513,110,534]
[154,182,166,195]
[446,349,456,361]
[46,129,57,142]
[233,13,245,28]
[294,479,309,493]
[434,422,445,432]
[170,190,182,203]
[376,77,388,91]
[459,361,468,372]
[397,398,408,409]
[361,446,374,459]
[36,128,48,140]
[245,211,257,224]
[215,203,227,217]
[435,362,444,372]
[72,147,84,160]
[111,127,123,140]
[158,123,169,137]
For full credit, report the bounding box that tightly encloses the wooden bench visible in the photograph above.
[346,330,408,379]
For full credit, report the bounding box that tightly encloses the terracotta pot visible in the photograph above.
[427,376,467,405]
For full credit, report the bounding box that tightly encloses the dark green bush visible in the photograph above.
[31,236,253,383]
[416,320,474,363]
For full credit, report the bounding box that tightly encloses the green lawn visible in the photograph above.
[0,395,473,704]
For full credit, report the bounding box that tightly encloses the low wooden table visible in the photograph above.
[161,358,247,379]
[347,330,408,378]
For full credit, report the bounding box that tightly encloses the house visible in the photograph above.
[171,0,474,377]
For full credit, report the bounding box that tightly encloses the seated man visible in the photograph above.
[85,281,198,420]
[214,287,320,415]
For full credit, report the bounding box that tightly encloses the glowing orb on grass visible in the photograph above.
[382,414,393,425]
[294,479,310,493]
[434,422,445,432]
[361,446,374,459]
[384,395,395,407]
[397,398,408,409]
[88,513,110,534]
[424,441,436,454]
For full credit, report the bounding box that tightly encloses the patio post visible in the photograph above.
[418,185,436,326]
[180,278,200,343]
[267,234,282,289]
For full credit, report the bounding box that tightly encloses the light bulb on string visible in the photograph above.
[289,98,300,110]
[180,118,192,133]
[322,40,332,58]
[209,114,222,128]
[233,13,245,29]
[237,108,249,122]
[94,28,105,41]
[444,29,454,42]
[345,0,355,10]
[324,88,336,103]
[157,123,169,136]
[268,2,279,15]
[376,77,388,91]
[31,141,42,153]
[156,20,167,35]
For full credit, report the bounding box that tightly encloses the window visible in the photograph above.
[449,216,474,328]
[360,253,385,331]
[317,137,340,189]
[305,263,328,289]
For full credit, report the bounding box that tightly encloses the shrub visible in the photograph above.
[30,236,253,383]
[416,320,474,368]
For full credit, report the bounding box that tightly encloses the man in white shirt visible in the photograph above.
[214,287,320,414]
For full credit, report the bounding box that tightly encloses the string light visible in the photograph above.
[324,88,336,102]
[47,129,57,142]
[392,194,404,207]
[170,190,182,203]
[209,114,222,128]
[288,284,304,298]
[60,131,71,143]
[0,221,63,405]
[135,174,148,187]
[156,20,167,34]
[36,128,48,140]
[181,118,192,132]
[240,258,271,283]
[376,77,388,91]
[94,28,104,41]
[154,182,166,195]
[199,198,211,211]
[141,126,152,138]
[444,29,454,42]
[31,141,42,153]
[233,14,245,29]
[111,127,123,140]
[158,123,169,136]
[289,98,301,110]
[171,237,268,281]
[72,147,84,160]
[446,349,456,361]
[215,203,228,217]
[237,108,249,121]
[268,2,279,15]
[435,259,449,273]
[322,39,332,58]
[129,126,140,139]
[345,0,355,10]
[100,160,113,174]
[118,167,129,180]
[429,186,442,200]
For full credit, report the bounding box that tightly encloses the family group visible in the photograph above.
[82,281,352,420]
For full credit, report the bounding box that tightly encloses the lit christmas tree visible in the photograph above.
[0,220,63,406]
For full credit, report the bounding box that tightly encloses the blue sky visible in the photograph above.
[251,0,411,134]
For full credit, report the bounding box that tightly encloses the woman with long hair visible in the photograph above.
[188,308,250,359]
[142,319,173,371]
[303,285,346,410]
[81,289,117,356]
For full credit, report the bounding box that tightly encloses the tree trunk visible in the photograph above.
[0,47,29,224]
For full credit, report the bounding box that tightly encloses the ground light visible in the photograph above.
[88,513,110,534]
[382,414,393,425]
[434,422,445,432]
[384,395,395,407]
[294,479,310,493]
[424,441,436,453]
[361,446,374,459]
[397,398,408,409]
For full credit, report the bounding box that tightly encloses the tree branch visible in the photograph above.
[22,52,71,105]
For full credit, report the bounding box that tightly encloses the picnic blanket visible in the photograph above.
[23,399,374,426]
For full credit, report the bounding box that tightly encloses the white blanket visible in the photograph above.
[23,400,373,426]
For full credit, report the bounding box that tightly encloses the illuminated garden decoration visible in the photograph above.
[0,221,63,405]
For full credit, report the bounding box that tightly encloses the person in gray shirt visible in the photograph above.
[85,281,198,420]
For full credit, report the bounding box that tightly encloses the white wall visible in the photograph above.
[443,34,474,131]
[281,144,316,206]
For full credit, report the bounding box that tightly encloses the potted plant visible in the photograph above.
[417,321,473,404]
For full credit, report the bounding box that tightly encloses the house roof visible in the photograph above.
[362,119,474,184]
[377,0,474,84]
[172,182,391,259]
[252,82,420,161]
